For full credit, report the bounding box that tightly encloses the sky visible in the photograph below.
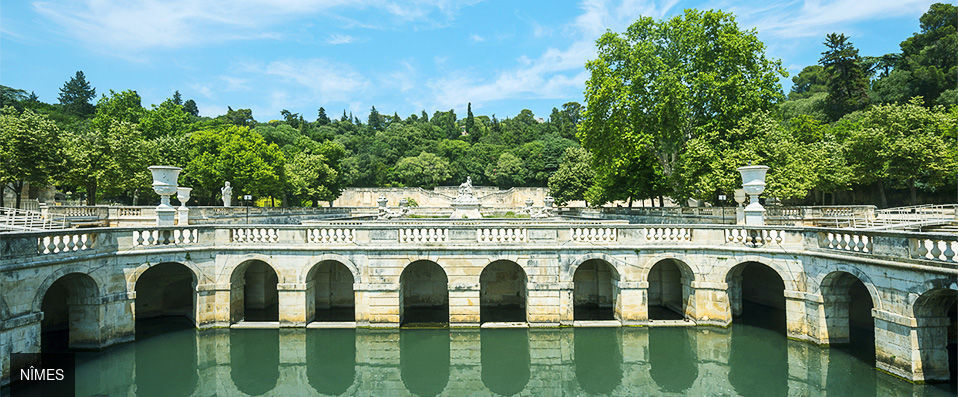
[0,0,940,121]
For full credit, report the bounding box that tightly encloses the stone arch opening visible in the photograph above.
[479,260,527,323]
[574,328,622,394]
[573,259,619,321]
[40,272,101,352]
[820,271,875,364]
[400,329,450,396]
[726,261,786,333]
[230,260,279,323]
[230,329,279,396]
[307,329,356,395]
[306,261,355,322]
[649,327,698,393]
[648,259,693,321]
[134,262,197,331]
[400,260,449,326]
[481,329,530,395]
[913,288,957,384]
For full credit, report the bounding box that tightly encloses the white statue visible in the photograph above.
[458,176,474,197]
[221,182,233,207]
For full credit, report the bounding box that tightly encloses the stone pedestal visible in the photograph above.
[744,205,766,226]
[450,203,481,219]
[156,206,176,227]
[735,207,745,225]
[177,208,189,225]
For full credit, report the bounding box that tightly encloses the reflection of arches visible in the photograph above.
[912,287,958,383]
[573,259,619,320]
[306,261,355,322]
[574,328,622,394]
[649,327,698,393]
[307,329,356,395]
[230,260,279,322]
[135,325,197,397]
[400,329,450,396]
[647,259,694,320]
[480,260,527,323]
[820,271,875,362]
[230,329,279,396]
[40,272,101,352]
[135,262,197,325]
[400,261,449,326]
[728,322,787,396]
[726,261,786,333]
[481,329,530,395]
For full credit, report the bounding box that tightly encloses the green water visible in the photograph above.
[17,322,958,396]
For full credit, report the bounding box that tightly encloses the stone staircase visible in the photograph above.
[0,207,68,231]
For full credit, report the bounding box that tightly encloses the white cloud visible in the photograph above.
[735,0,937,38]
[326,34,356,45]
[470,34,484,42]
[31,0,481,53]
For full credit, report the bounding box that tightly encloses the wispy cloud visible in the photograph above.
[326,33,356,45]
[737,0,937,38]
[470,34,484,42]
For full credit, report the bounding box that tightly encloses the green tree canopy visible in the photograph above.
[393,151,451,188]
[58,71,96,117]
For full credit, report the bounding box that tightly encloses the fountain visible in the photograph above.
[450,177,481,219]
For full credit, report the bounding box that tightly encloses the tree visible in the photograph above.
[548,147,595,206]
[183,99,199,117]
[579,9,786,203]
[140,99,190,138]
[185,125,285,204]
[465,102,475,134]
[393,151,451,188]
[58,71,96,117]
[820,33,870,120]
[788,65,828,100]
[317,107,330,125]
[0,85,28,109]
[485,152,526,187]
[368,106,383,131]
[172,90,182,105]
[285,140,345,206]
[224,107,255,127]
[0,108,63,208]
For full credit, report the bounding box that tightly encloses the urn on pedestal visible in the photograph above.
[148,166,182,226]
[176,187,192,225]
[736,165,769,226]
[734,188,747,225]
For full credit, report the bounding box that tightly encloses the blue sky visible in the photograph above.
[0,0,939,121]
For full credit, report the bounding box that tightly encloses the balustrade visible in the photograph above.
[725,228,783,248]
[399,228,447,243]
[818,232,873,253]
[307,228,355,243]
[37,232,96,254]
[643,227,692,241]
[133,229,199,246]
[477,228,526,243]
[570,227,617,242]
[911,237,958,263]
[230,228,279,243]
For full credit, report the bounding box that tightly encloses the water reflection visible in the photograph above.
[649,327,697,393]
[400,329,450,396]
[574,327,623,394]
[307,329,356,395]
[56,324,958,397]
[230,329,279,396]
[481,329,530,396]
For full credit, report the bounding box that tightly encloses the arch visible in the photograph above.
[128,260,204,293]
[299,254,361,285]
[134,262,198,327]
[32,266,105,313]
[720,256,798,292]
[39,272,101,352]
[911,287,957,383]
[306,260,356,322]
[725,261,787,333]
[573,258,619,321]
[562,253,624,283]
[230,259,280,323]
[481,328,530,395]
[640,254,701,281]
[479,260,527,323]
[399,260,449,326]
[811,263,882,311]
[219,253,284,285]
[819,271,876,355]
[646,258,695,321]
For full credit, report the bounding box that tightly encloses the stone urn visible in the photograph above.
[148,166,182,226]
[734,188,747,225]
[737,165,769,226]
[177,187,192,225]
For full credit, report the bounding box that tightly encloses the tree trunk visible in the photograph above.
[908,178,917,206]
[627,197,632,208]
[658,195,665,208]
[312,196,319,208]
[877,180,887,208]
[13,180,24,209]
[0,183,5,208]
[86,180,97,206]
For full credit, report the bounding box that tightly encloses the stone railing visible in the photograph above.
[2,223,955,271]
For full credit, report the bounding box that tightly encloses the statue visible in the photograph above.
[458,176,474,198]
[451,176,481,218]
[221,182,233,207]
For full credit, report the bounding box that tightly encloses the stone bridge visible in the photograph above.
[1,220,956,386]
